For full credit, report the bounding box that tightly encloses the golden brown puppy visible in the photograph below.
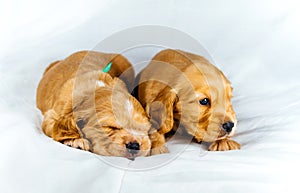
[134,49,240,155]
[37,51,151,159]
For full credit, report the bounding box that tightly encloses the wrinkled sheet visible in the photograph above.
[1,0,300,193]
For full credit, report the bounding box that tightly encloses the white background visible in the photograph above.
[1,0,300,193]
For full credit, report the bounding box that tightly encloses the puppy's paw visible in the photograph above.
[150,145,169,155]
[209,138,240,151]
[63,138,90,151]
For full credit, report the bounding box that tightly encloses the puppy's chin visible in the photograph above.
[189,125,225,143]
[93,143,150,159]
[200,134,219,143]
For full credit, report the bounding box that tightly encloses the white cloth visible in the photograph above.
[1,0,300,193]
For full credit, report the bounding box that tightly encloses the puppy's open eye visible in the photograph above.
[199,98,210,106]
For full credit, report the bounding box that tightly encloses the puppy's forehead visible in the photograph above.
[190,65,232,101]
[195,87,219,102]
[104,93,150,130]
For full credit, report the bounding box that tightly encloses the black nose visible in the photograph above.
[222,122,234,133]
[126,142,140,155]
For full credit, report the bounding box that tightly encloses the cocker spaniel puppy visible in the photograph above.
[134,49,240,155]
[37,51,151,159]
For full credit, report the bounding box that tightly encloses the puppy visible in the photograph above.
[37,51,151,159]
[134,49,240,155]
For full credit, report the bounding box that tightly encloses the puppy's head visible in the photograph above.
[138,49,236,144]
[73,72,151,159]
[173,64,237,142]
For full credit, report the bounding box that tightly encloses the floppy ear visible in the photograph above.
[146,90,178,134]
[42,109,81,142]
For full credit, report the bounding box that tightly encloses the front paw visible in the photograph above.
[209,138,240,151]
[151,145,169,155]
[63,138,90,151]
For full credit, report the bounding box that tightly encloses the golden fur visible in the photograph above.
[37,51,151,159]
[134,49,240,154]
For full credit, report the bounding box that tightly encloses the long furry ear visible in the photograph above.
[42,109,58,137]
[42,109,80,142]
[146,90,177,134]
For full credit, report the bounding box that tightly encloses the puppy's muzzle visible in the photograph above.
[222,122,234,133]
[126,142,140,159]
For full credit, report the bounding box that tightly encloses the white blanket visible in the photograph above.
[1,0,300,193]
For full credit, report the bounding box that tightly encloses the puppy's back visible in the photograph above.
[135,49,214,104]
[151,49,214,70]
[37,51,134,114]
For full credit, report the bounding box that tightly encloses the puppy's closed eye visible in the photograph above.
[199,98,210,106]
[110,127,121,130]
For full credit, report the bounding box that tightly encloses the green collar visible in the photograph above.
[102,62,112,73]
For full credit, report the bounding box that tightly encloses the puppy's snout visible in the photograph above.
[222,122,234,133]
[126,142,140,155]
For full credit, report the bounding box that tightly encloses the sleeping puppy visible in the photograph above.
[134,49,240,155]
[37,51,151,159]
